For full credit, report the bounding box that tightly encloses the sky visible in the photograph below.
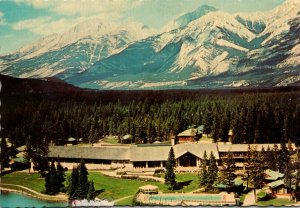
[0,0,286,55]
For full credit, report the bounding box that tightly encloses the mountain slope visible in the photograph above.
[1,0,299,89]
[0,19,152,79]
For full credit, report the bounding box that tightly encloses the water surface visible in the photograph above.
[0,192,67,208]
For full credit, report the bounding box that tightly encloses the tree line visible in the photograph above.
[2,89,300,149]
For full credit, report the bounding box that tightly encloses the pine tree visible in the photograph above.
[199,151,208,189]
[207,151,218,191]
[56,161,65,192]
[278,141,290,173]
[77,159,89,199]
[284,160,293,200]
[247,147,266,202]
[87,181,96,201]
[68,166,79,200]
[218,152,236,192]
[45,160,58,195]
[165,147,176,190]
[0,138,10,170]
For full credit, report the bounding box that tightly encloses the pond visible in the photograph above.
[0,192,68,208]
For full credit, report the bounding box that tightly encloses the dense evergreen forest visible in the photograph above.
[1,75,300,149]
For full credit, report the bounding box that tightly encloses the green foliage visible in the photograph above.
[77,160,89,199]
[207,151,218,191]
[45,161,58,195]
[67,160,90,200]
[199,151,208,189]
[56,161,65,191]
[246,146,266,201]
[2,89,300,147]
[44,160,66,195]
[87,180,95,201]
[165,147,176,190]
[257,191,268,201]
[0,138,10,169]
[218,152,236,192]
[278,141,290,173]
[68,166,79,200]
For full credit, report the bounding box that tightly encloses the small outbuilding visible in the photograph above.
[139,185,159,194]
[121,134,133,144]
[268,179,287,195]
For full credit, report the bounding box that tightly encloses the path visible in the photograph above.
[0,183,68,201]
[113,195,133,203]
[242,190,257,206]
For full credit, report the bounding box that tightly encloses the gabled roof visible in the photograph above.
[17,145,26,152]
[48,146,130,160]
[264,169,284,181]
[268,179,285,188]
[178,128,197,137]
[173,143,219,159]
[130,145,171,161]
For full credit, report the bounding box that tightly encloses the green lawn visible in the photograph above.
[114,196,134,206]
[239,194,246,204]
[176,173,199,192]
[256,198,293,206]
[87,172,168,201]
[1,171,200,205]
[102,136,119,144]
[1,172,45,193]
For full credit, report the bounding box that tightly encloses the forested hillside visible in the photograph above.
[1,75,300,148]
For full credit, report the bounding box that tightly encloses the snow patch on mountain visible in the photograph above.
[94,80,187,89]
[276,75,300,86]
[215,39,249,52]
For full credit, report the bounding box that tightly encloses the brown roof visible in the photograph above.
[174,143,219,159]
[48,145,130,160]
[130,145,171,161]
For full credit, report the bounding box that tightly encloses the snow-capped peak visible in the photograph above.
[184,11,256,42]
[163,4,217,32]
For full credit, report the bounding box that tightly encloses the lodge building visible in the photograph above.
[46,142,296,171]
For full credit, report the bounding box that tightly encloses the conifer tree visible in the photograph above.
[218,152,236,192]
[207,151,218,191]
[199,151,208,189]
[68,166,79,200]
[87,181,96,201]
[45,160,58,195]
[0,138,10,170]
[165,147,176,190]
[278,141,290,173]
[77,159,89,199]
[247,147,266,202]
[56,161,66,192]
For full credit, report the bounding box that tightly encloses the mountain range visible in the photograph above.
[1,0,300,89]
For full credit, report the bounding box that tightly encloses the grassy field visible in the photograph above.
[176,173,199,192]
[114,196,134,206]
[256,198,294,206]
[101,136,119,144]
[0,172,45,193]
[88,172,167,201]
[1,171,199,205]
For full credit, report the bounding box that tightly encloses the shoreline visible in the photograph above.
[0,185,69,203]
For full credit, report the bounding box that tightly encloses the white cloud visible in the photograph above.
[11,0,145,36]
[0,11,6,25]
[11,16,89,35]
[16,0,143,19]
